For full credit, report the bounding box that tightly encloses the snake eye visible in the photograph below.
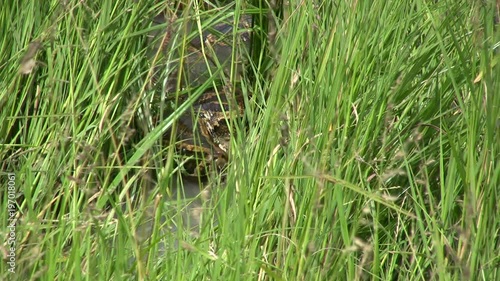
[215,157,227,168]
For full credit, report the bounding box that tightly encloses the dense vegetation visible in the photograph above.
[1,0,499,280]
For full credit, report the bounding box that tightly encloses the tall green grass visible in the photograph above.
[1,0,499,280]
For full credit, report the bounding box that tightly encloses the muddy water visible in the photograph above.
[130,176,211,254]
[124,173,224,267]
[134,174,216,242]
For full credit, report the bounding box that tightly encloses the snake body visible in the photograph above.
[150,12,251,177]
